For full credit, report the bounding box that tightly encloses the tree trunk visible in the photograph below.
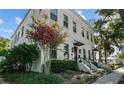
[98,46,102,63]
[104,49,107,64]
[42,47,50,73]
[104,42,107,64]
[39,44,50,73]
[39,44,45,73]
[22,63,26,72]
[44,48,50,73]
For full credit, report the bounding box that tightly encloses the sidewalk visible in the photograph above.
[93,66,124,84]
[0,75,8,84]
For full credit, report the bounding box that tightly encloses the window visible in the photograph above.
[81,27,84,37]
[88,50,91,59]
[72,47,74,52]
[73,21,76,32]
[21,26,24,37]
[63,14,68,28]
[83,49,86,60]
[18,31,20,41]
[91,34,93,42]
[14,35,17,44]
[79,49,81,54]
[50,9,58,21]
[87,31,89,40]
[64,44,69,59]
[93,36,95,43]
[50,49,57,59]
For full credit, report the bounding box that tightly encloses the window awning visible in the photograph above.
[73,40,84,46]
[92,48,98,51]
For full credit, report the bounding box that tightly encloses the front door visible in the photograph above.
[74,46,78,61]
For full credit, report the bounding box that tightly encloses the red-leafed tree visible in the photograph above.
[26,14,68,73]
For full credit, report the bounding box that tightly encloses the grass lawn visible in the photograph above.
[1,72,65,84]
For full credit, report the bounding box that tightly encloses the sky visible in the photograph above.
[0,9,99,39]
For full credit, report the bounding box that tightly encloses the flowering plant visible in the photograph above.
[26,14,68,73]
[27,14,67,49]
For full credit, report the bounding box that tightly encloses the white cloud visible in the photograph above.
[0,18,4,24]
[76,9,87,20]
[0,29,13,33]
[15,17,22,24]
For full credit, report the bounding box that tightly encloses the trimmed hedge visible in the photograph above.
[1,72,64,84]
[50,60,78,73]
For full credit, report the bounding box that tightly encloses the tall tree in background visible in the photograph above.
[93,9,124,64]
[118,9,124,27]
[93,19,106,63]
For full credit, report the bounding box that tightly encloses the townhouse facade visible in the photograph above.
[11,9,95,72]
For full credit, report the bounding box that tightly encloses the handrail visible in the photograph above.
[79,57,93,69]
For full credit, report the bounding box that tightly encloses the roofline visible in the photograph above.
[70,9,94,31]
[11,9,31,38]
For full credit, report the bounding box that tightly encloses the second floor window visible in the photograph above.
[18,31,20,41]
[21,26,24,37]
[50,9,57,21]
[91,34,93,42]
[81,27,84,37]
[63,14,68,28]
[73,21,76,32]
[87,31,89,40]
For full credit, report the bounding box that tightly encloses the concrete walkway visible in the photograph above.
[0,75,8,84]
[93,66,124,84]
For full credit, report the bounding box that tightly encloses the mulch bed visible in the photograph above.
[56,70,99,84]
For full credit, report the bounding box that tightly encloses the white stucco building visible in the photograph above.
[11,9,95,72]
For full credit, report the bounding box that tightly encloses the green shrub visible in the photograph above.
[0,60,15,72]
[50,60,78,73]
[0,43,40,72]
[1,72,64,84]
[0,60,8,72]
[0,60,26,73]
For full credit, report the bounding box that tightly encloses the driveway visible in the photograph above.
[93,66,124,84]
